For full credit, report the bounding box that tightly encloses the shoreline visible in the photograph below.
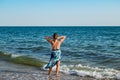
[0,70,95,80]
[0,61,117,80]
[0,61,95,80]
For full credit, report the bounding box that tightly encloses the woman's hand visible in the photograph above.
[58,36,66,42]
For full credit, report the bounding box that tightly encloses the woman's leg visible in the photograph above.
[56,61,60,76]
[48,67,52,75]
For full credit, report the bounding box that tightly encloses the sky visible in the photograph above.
[0,0,120,26]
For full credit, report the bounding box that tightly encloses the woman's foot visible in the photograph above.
[56,74,60,77]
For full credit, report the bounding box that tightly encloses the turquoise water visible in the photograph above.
[0,26,120,79]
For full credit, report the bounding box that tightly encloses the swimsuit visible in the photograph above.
[45,49,61,68]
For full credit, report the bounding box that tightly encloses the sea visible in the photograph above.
[0,26,120,79]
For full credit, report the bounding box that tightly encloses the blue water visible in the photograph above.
[0,26,120,70]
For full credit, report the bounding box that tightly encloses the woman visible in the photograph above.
[45,33,66,76]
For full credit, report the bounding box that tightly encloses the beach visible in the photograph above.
[0,60,119,80]
[0,61,97,80]
[0,52,119,80]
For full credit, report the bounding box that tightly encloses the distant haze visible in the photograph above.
[0,0,120,26]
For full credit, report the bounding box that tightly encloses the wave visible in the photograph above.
[0,51,46,67]
[59,64,120,79]
[43,63,120,79]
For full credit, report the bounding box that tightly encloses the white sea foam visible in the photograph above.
[42,64,48,70]
[11,54,21,58]
[60,64,120,79]
[3,52,21,58]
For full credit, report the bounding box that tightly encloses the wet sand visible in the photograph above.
[0,61,115,80]
[0,70,96,80]
[0,61,96,80]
